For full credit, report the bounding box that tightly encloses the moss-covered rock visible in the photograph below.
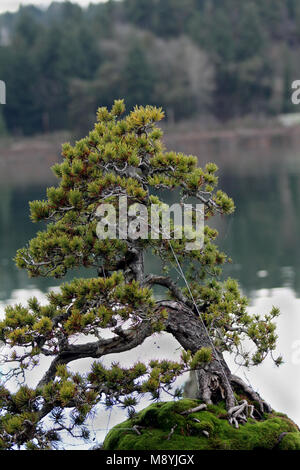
[278,432,300,450]
[103,399,300,450]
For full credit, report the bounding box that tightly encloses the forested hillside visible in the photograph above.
[0,0,300,135]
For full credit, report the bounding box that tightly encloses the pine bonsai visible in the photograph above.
[0,101,282,449]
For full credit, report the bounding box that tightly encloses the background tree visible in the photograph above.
[2,0,300,135]
[68,26,214,134]
[121,42,155,111]
[0,102,281,449]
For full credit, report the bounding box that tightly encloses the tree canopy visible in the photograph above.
[0,102,281,449]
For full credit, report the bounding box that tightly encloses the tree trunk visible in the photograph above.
[161,300,271,413]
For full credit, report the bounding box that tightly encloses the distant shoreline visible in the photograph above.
[1,121,300,186]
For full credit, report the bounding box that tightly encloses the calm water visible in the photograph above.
[1,129,300,445]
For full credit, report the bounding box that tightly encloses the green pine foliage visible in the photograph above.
[0,102,282,449]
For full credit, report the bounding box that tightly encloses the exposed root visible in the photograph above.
[131,425,143,435]
[166,424,177,441]
[230,374,272,414]
[225,374,273,428]
[228,399,255,429]
[180,404,207,415]
[195,368,273,429]
[191,418,200,423]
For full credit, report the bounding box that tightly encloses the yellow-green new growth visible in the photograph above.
[0,101,282,449]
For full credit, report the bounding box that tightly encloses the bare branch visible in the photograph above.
[37,321,152,388]
[143,274,189,304]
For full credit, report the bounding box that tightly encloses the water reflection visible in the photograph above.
[217,170,300,296]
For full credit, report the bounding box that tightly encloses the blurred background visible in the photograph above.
[1,0,300,446]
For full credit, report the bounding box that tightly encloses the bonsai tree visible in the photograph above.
[0,101,281,449]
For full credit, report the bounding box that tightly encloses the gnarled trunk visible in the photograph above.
[161,300,271,414]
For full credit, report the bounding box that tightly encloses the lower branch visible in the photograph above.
[37,321,152,388]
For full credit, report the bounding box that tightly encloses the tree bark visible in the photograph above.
[160,300,236,409]
[160,300,271,413]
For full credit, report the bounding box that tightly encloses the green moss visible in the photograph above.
[103,399,300,451]
[189,420,214,435]
[278,433,300,450]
